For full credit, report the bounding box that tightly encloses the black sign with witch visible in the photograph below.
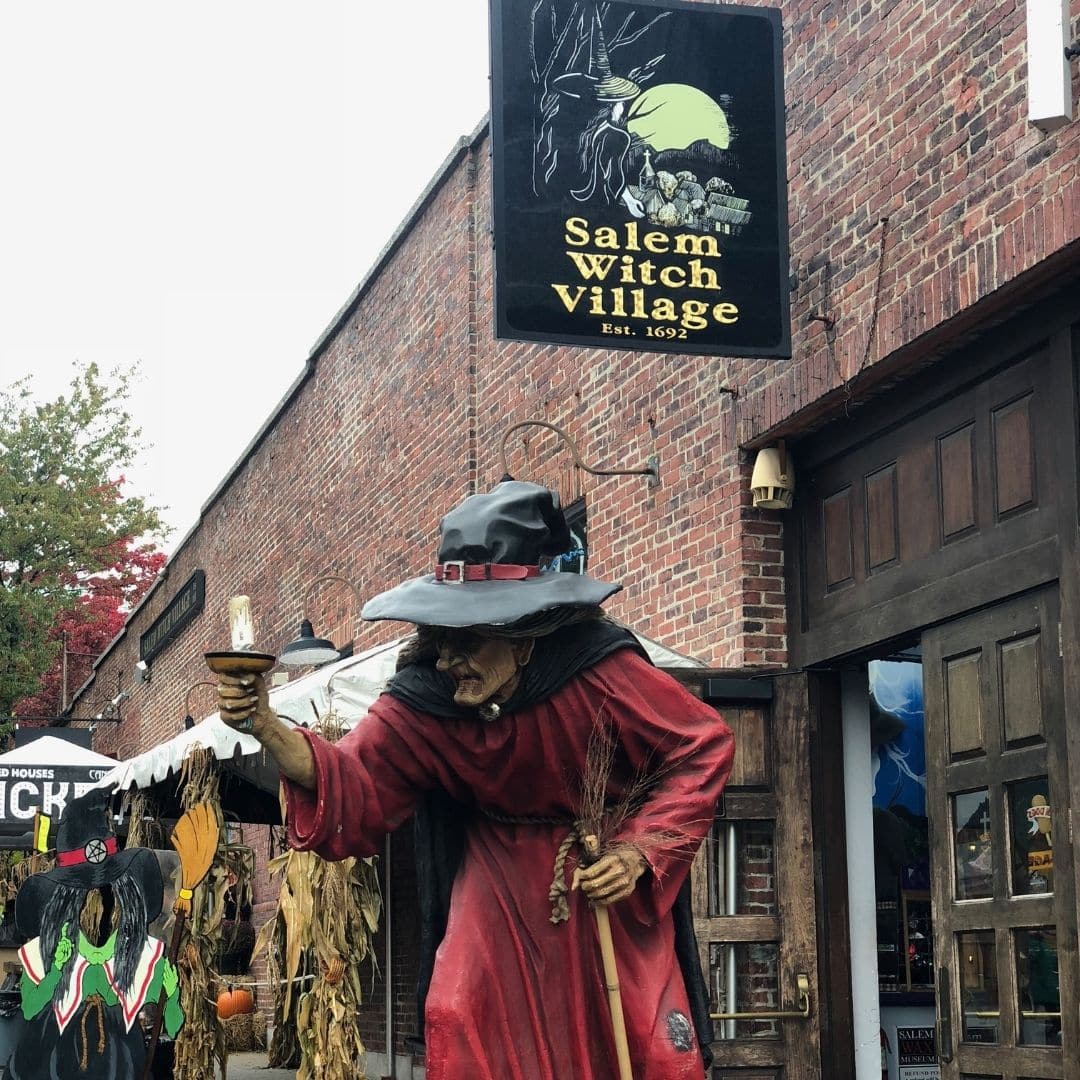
[490,0,790,358]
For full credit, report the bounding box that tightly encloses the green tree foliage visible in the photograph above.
[0,362,167,716]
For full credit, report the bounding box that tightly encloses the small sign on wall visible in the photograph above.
[139,570,205,665]
[490,0,791,358]
[897,1027,940,1080]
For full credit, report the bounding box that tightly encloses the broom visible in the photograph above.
[581,834,634,1080]
[142,802,220,1080]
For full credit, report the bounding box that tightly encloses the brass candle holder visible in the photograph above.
[204,651,277,677]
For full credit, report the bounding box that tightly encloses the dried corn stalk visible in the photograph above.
[125,790,168,850]
[0,849,51,921]
[255,711,382,1080]
[173,747,230,1080]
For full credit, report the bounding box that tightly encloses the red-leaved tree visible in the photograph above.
[12,534,165,723]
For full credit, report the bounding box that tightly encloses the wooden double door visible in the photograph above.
[923,586,1078,1079]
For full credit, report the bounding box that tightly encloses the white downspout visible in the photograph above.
[842,669,881,1080]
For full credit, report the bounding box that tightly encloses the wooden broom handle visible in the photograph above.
[582,834,634,1080]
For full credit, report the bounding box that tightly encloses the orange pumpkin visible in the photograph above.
[216,985,254,1019]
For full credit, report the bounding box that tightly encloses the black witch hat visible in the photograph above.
[16,788,163,940]
[361,481,620,628]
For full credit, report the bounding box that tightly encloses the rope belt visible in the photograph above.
[78,993,107,1071]
[477,806,575,827]
[475,806,586,925]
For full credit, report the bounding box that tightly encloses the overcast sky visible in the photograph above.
[0,1,490,553]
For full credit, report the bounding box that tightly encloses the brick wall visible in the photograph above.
[71,0,1079,1057]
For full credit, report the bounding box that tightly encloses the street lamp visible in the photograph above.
[280,576,363,668]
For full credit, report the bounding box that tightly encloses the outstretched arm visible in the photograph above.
[216,673,315,789]
[217,672,442,862]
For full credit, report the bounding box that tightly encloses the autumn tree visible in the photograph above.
[12,538,166,722]
[0,362,167,719]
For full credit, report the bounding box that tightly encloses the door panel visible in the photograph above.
[923,587,1077,1080]
[690,673,823,1079]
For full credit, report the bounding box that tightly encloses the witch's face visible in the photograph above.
[433,630,533,708]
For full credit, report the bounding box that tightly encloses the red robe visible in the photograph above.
[285,648,734,1080]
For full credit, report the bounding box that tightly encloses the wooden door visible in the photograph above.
[689,672,824,1080]
[922,587,1078,1079]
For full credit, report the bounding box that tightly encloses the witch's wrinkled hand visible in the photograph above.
[162,959,179,996]
[216,673,273,734]
[573,844,647,906]
[53,924,74,967]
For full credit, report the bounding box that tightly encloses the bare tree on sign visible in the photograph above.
[529,1,669,197]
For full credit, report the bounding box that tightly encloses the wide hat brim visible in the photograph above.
[362,572,621,628]
[15,846,164,940]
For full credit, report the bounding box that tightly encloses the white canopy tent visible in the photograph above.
[95,628,704,799]
[0,736,119,843]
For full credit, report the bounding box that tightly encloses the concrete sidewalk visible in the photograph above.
[220,1051,296,1078]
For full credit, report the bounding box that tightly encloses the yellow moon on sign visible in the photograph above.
[627,83,731,153]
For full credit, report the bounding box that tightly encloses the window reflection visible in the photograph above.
[958,930,998,1044]
[1015,928,1061,1046]
[953,790,993,900]
[1007,778,1054,896]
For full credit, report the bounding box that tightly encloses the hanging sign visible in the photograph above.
[490,0,790,358]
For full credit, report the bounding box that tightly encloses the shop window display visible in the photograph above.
[870,661,933,997]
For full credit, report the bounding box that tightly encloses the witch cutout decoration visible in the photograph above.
[9,788,183,1079]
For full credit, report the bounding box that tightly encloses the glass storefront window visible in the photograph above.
[707,821,777,917]
[1015,927,1061,1047]
[953,789,993,900]
[1007,777,1054,896]
[958,930,998,1044]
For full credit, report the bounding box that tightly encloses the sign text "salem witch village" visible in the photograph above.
[554,218,740,334]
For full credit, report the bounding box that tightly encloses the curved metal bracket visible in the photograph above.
[499,420,658,485]
[183,681,218,716]
[304,575,363,607]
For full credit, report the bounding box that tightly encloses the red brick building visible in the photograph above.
[69,1,1079,1077]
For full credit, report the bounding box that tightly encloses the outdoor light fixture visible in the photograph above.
[280,576,363,668]
[280,618,340,667]
[750,442,794,510]
[133,659,151,685]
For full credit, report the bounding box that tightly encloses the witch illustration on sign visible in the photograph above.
[9,788,183,1079]
[554,9,648,217]
[542,3,752,235]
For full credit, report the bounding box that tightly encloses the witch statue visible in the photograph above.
[9,788,183,1079]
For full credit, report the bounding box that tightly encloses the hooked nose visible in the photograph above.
[436,649,466,672]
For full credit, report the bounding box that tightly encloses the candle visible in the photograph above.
[228,595,255,651]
